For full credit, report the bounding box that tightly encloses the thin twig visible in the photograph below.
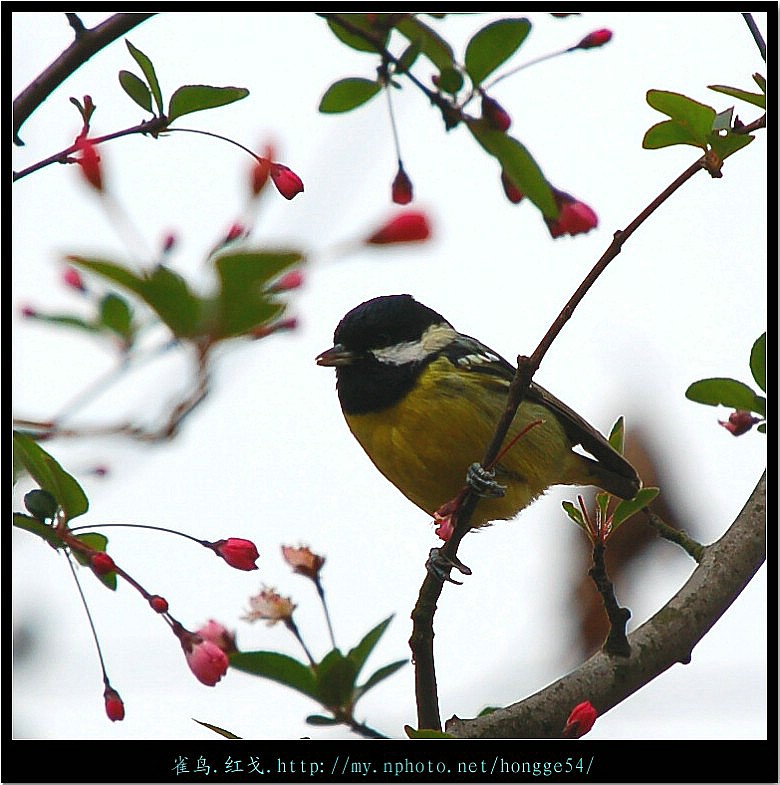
[742,13,767,62]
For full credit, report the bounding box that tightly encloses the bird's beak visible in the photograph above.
[315,343,357,367]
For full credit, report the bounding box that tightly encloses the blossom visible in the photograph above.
[545,190,598,238]
[719,410,760,436]
[562,700,598,738]
[270,163,304,200]
[103,686,125,722]
[391,164,414,205]
[183,637,229,686]
[576,29,613,50]
[196,619,237,655]
[73,136,103,191]
[500,170,525,204]
[211,538,260,571]
[282,545,325,581]
[251,143,277,196]
[481,95,512,132]
[366,211,432,244]
[242,587,296,625]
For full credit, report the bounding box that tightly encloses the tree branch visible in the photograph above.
[446,472,766,738]
[13,12,156,145]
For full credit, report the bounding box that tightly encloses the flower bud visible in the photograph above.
[184,637,229,686]
[481,95,512,132]
[282,545,325,581]
[366,211,432,244]
[250,316,299,339]
[149,595,169,614]
[500,170,525,204]
[63,267,87,293]
[391,164,414,205]
[270,270,304,292]
[545,190,598,238]
[74,136,103,191]
[211,538,259,571]
[196,619,237,655]
[719,410,760,436]
[224,223,245,243]
[270,164,304,200]
[103,686,125,722]
[562,700,598,738]
[20,305,38,318]
[91,552,116,576]
[576,28,613,50]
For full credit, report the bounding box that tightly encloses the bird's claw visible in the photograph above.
[426,547,473,585]
[467,462,506,498]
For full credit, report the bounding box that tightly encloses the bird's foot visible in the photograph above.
[467,462,506,498]
[426,547,472,585]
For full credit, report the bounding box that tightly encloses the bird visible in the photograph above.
[316,294,640,532]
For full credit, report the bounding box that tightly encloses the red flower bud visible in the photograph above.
[251,316,299,339]
[481,95,512,132]
[184,637,229,686]
[576,28,613,50]
[162,233,177,253]
[20,305,38,318]
[366,211,432,245]
[211,538,259,571]
[391,164,414,205]
[91,552,115,576]
[719,410,760,436]
[73,136,103,191]
[224,222,245,243]
[500,170,525,204]
[63,267,87,293]
[103,686,125,722]
[545,190,598,238]
[270,163,304,200]
[270,270,304,292]
[149,595,169,614]
[562,700,598,738]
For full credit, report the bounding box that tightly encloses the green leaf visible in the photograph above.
[644,90,716,149]
[708,130,754,161]
[437,66,464,95]
[306,714,339,726]
[167,85,249,122]
[562,500,587,530]
[347,615,393,676]
[405,726,454,739]
[708,83,766,109]
[315,650,358,708]
[13,513,64,549]
[68,257,203,338]
[13,432,89,520]
[750,333,766,393]
[758,423,766,434]
[612,487,660,529]
[396,41,422,74]
[355,659,407,698]
[230,651,319,701]
[752,73,766,93]
[126,40,164,115]
[685,377,764,415]
[608,416,626,453]
[319,78,381,114]
[213,250,302,339]
[326,14,388,53]
[395,17,455,71]
[73,533,117,590]
[27,313,101,334]
[193,720,242,739]
[643,120,704,150]
[118,70,153,113]
[24,489,58,520]
[467,120,557,217]
[464,18,531,86]
[99,293,134,341]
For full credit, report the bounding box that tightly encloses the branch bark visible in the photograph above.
[446,471,766,738]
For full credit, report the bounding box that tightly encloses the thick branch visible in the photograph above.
[13,13,156,144]
[447,471,766,738]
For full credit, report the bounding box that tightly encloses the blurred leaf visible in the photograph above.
[167,85,249,122]
[685,377,764,415]
[118,70,153,113]
[319,78,381,114]
[230,651,319,700]
[193,720,242,739]
[478,706,499,716]
[608,416,626,453]
[347,615,393,676]
[464,18,531,85]
[326,14,388,53]
[758,423,766,434]
[467,120,557,216]
[126,40,163,115]
[396,41,422,74]
[612,487,660,529]
[644,90,715,149]
[437,66,464,94]
[396,17,454,71]
[708,83,766,109]
[405,726,454,738]
[750,333,766,392]
[712,106,733,131]
[355,659,407,699]
[13,432,88,520]
[99,293,134,342]
[306,715,339,726]
[68,257,203,338]
[27,313,101,334]
[13,513,63,549]
[315,650,358,708]
[72,533,117,590]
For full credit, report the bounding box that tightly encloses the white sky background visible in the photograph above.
[12,11,768,743]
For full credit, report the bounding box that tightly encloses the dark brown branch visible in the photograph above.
[13,12,156,145]
[589,542,631,657]
[447,472,766,738]
[742,13,766,62]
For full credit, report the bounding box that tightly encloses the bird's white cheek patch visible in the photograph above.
[371,323,456,366]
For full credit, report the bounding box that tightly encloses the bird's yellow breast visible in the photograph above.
[343,357,581,526]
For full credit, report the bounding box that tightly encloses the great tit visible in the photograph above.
[316,294,640,529]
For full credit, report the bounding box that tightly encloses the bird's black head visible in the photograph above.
[317,294,455,414]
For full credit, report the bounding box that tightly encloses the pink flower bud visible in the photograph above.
[162,233,177,253]
[89,465,109,477]
[149,595,169,614]
[20,305,38,318]
[271,270,304,292]
[103,686,125,722]
[392,164,414,205]
[562,700,598,738]
[196,619,237,655]
[366,211,432,245]
[251,316,299,339]
[576,28,613,50]
[719,410,760,436]
[545,190,598,238]
[500,170,525,204]
[73,136,103,191]
[282,545,326,581]
[91,552,115,576]
[481,95,512,132]
[63,267,86,293]
[184,637,229,686]
[224,223,245,243]
[270,163,304,200]
[211,538,259,571]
